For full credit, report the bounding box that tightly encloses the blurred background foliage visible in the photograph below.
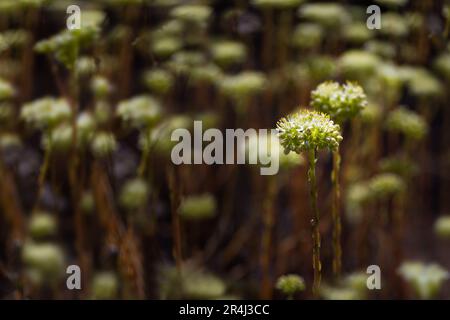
[0,0,450,300]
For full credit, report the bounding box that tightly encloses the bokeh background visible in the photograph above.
[1,0,450,300]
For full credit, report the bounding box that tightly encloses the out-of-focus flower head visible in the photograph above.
[90,131,117,158]
[189,64,223,86]
[346,181,371,223]
[90,76,113,99]
[21,97,71,130]
[220,71,267,102]
[91,272,119,300]
[291,23,323,50]
[139,115,192,156]
[385,107,428,141]
[117,95,162,129]
[398,261,449,299]
[119,178,149,211]
[375,0,408,8]
[298,3,351,29]
[143,69,174,95]
[434,53,450,82]
[364,40,396,60]
[252,0,303,10]
[211,40,247,69]
[339,50,380,80]
[378,13,408,38]
[434,216,450,239]
[151,37,182,59]
[0,78,14,101]
[378,156,418,179]
[22,242,65,285]
[276,274,305,298]
[170,4,212,25]
[29,212,57,240]
[158,263,226,299]
[368,173,405,199]
[401,67,443,99]
[343,22,373,45]
[178,193,217,220]
[35,27,100,69]
[360,102,382,124]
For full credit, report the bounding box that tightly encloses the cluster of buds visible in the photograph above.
[277,109,342,154]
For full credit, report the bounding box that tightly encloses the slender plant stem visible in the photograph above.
[307,149,321,296]
[331,149,342,277]
[168,166,182,272]
[262,9,273,70]
[34,135,51,210]
[260,175,277,299]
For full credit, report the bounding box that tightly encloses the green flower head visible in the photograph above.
[385,107,428,141]
[90,131,117,158]
[211,40,247,68]
[22,242,65,284]
[119,178,149,211]
[398,261,449,299]
[311,81,367,123]
[252,0,303,10]
[291,23,323,50]
[298,3,350,28]
[29,212,57,240]
[170,5,212,24]
[368,173,405,199]
[0,78,14,101]
[276,274,305,297]
[117,95,162,128]
[220,71,267,101]
[91,272,119,300]
[178,193,217,220]
[21,97,71,130]
[434,216,450,239]
[277,109,342,154]
[143,69,174,95]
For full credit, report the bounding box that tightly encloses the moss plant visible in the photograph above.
[276,274,305,299]
[277,109,342,295]
[311,81,367,276]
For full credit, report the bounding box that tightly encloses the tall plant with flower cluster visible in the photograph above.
[277,109,342,294]
[311,81,367,276]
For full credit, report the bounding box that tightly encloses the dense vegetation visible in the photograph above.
[0,0,450,300]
